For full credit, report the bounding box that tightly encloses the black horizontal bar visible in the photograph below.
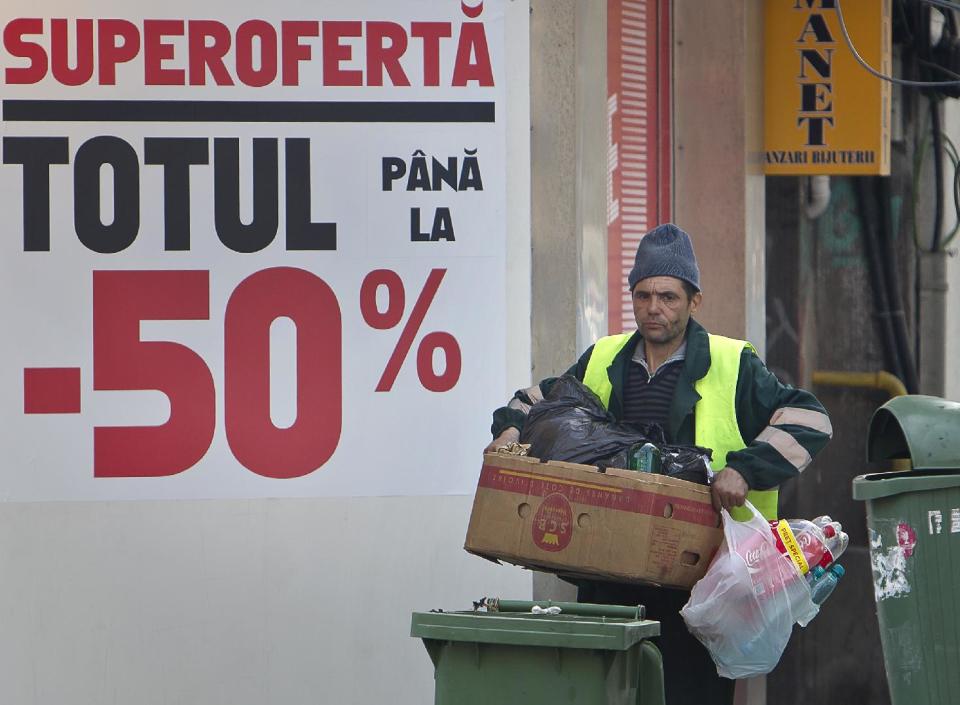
[2,100,496,123]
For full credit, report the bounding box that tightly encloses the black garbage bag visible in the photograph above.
[658,447,714,485]
[519,374,712,485]
[519,374,662,464]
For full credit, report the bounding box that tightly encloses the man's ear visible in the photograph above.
[690,291,702,313]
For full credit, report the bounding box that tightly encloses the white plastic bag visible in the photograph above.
[680,502,818,679]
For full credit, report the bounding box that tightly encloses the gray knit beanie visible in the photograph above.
[627,223,701,291]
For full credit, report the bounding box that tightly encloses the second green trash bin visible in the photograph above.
[853,395,960,705]
[411,600,665,705]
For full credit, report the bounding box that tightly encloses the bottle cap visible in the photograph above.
[811,566,825,579]
[831,564,845,578]
[823,525,836,538]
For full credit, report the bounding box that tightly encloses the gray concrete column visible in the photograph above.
[530,0,579,384]
[529,0,608,603]
[673,0,766,354]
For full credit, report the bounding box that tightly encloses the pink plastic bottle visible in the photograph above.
[770,518,827,574]
[817,524,849,569]
[792,521,829,570]
[769,517,850,574]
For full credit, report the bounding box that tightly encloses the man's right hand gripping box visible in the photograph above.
[464,453,724,589]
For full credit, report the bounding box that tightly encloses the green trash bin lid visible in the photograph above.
[852,468,960,501]
[866,395,960,469]
[411,611,660,651]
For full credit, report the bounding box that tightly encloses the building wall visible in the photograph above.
[673,0,766,353]
[530,0,580,387]
[0,496,531,705]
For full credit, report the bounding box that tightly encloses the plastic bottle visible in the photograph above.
[806,522,849,569]
[627,443,661,473]
[820,521,841,538]
[806,565,825,586]
[811,515,834,530]
[793,522,828,568]
[810,564,845,605]
[819,530,849,569]
[786,518,850,571]
[771,519,828,574]
[835,532,849,556]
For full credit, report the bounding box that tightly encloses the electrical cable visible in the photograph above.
[918,58,960,80]
[909,122,960,250]
[911,122,931,250]
[931,97,945,252]
[951,157,960,247]
[876,177,920,394]
[855,178,906,387]
[836,0,960,87]
[939,132,960,247]
[919,0,960,14]
[932,2,960,99]
[939,4,960,241]
[895,0,915,46]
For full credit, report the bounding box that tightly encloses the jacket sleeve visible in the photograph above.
[725,350,833,490]
[489,345,595,438]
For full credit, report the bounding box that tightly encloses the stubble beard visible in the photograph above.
[641,319,686,346]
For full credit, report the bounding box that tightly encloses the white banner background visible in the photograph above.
[0,0,507,500]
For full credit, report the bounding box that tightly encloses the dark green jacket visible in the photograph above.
[491,319,831,490]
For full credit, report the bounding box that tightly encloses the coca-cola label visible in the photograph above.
[738,531,775,571]
[743,543,767,569]
[773,520,809,575]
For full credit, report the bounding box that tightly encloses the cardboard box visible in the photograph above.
[464,453,724,589]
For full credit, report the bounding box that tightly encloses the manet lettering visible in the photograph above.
[795,0,836,147]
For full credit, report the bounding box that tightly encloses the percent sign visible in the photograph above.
[359,268,461,392]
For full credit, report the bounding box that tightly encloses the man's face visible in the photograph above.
[632,276,701,346]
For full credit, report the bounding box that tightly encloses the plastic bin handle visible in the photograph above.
[483,598,646,620]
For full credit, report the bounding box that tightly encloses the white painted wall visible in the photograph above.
[944,98,960,402]
[0,3,532,704]
[0,496,531,705]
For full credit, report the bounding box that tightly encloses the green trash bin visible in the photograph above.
[411,600,664,705]
[852,395,960,705]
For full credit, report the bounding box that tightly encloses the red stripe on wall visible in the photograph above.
[657,0,672,224]
[607,0,671,334]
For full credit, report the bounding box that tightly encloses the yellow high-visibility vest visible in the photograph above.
[582,333,778,521]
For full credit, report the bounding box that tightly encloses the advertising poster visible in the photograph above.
[0,0,507,500]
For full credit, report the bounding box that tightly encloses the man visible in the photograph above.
[485,223,832,705]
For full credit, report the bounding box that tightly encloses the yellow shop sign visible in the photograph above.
[764,0,891,175]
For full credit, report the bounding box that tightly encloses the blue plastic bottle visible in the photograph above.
[810,564,845,605]
[806,565,825,586]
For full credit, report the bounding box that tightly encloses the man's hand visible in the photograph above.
[484,427,520,454]
[710,467,749,514]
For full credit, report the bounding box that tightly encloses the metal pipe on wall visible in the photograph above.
[918,250,948,396]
